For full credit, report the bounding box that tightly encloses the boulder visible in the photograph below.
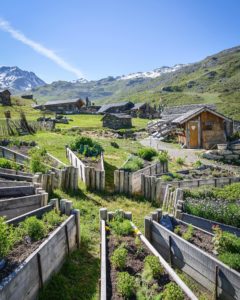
[223,154,239,160]
[217,150,232,156]
[202,153,224,160]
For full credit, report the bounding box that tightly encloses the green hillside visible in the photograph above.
[31,46,240,120]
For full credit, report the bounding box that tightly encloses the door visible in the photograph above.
[189,121,199,148]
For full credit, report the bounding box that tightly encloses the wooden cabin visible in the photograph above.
[0,90,11,106]
[102,113,132,130]
[171,106,233,149]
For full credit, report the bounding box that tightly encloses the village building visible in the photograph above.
[102,113,132,129]
[98,101,134,114]
[0,90,11,106]
[150,104,233,149]
[131,102,159,118]
[33,98,85,114]
[21,94,33,100]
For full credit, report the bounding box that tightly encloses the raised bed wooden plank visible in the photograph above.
[182,213,240,237]
[150,220,240,300]
[0,186,35,198]
[0,214,78,300]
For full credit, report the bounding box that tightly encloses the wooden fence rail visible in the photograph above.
[114,161,168,195]
[66,147,105,191]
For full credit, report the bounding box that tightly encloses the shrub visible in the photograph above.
[70,136,103,157]
[111,141,119,148]
[42,210,67,229]
[111,246,127,270]
[172,172,184,180]
[218,252,240,271]
[161,175,173,182]
[176,157,185,165]
[123,156,144,172]
[116,272,135,298]
[182,224,194,241]
[0,217,14,258]
[212,226,240,254]
[22,216,48,241]
[0,158,12,169]
[194,160,202,168]
[144,255,164,278]
[110,219,133,236]
[160,282,184,300]
[137,147,158,161]
[30,155,49,173]
[174,225,181,235]
[158,151,169,163]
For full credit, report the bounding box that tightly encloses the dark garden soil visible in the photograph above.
[9,145,32,156]
[75,152,101,169]
[106,229,188,300]
[175,224,215,255]
[0,225,59,282]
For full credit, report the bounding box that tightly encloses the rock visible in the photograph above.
[202,153,224,160]
[223,154,239,160]
[217,150,232,155]
[230,144,240,150]
[233,150,240,155]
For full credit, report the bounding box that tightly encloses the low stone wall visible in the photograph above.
[203,144,240,162]
[66,147,105,191]
[114,161,168,195]
[145,213,240,300]
[141,175,240,203]
[0,206,80,300]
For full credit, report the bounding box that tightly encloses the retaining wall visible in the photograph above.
[66,147,105,191]
[145,214,240,300]
[0,208,80,300]
[114,161,168,195]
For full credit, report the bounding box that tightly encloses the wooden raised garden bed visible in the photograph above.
[66,147,105,191]
[114,158,168,195]
[0,199,80,300]
[99,208,197,300]
[145,210,240,300]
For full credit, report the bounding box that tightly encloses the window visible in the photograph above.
[203,121,213,130]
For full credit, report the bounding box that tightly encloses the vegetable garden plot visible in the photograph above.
[145,211,240,300]
[100,208,197,300]
[0,200,80,300]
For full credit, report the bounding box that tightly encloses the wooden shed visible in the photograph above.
[172,106,233,149]
[0,90,11,106]
[102,113,132,130]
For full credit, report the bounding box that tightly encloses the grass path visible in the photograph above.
[39,189,155,300]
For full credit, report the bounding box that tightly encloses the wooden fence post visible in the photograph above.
[60,199,67,213]
[99,208,108,221]
[72,209,81,249]
[144,216,152,242]
[65,200,73,216]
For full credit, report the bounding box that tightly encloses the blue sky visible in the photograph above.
[0,0,239,83]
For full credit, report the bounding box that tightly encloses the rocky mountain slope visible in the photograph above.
[0,66,45,92]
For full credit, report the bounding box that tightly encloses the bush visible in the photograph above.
[218,252,240,271]
[212,226,240,254]
[116,272,135,298]
[160,282,184,300]
[0,217,14,258]
[70,136,103,157]
[144,255,164,278]
[110,219,133,236]
[22,216,48,241]
[30,155,49,173]
[0,158,21,171]
[42,210,67,229]
[182,224,194,241]
[123,156,144,172]
[172,172,184,181]
[161,175,173,182]
[176,157,185,165]
[137,147,158,161]
[111,141,119,149]
[111,246,127,270]
[158,151,169,163]
[194,160,202,168]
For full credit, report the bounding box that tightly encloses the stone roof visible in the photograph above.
[44,98,84,106]
[102,113,132,120]
[98,101,133,113]
[131,103,146,110]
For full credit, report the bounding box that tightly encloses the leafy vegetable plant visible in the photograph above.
[111,246,127,270]
[116,272,135,298]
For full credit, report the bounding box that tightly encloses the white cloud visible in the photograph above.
[0,18,83,78]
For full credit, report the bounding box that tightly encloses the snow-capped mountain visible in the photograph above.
[0,66,46,92]
[117,64,187,80]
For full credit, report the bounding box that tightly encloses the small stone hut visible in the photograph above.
[131,102,158,118]
[0,90,11,106]
[102,113,132,130]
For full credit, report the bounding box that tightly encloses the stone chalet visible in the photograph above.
[33,98,85,114]
[102,113,132,130]
[0,90,11,106]
[98,101,134,114]
[131,102,158,118]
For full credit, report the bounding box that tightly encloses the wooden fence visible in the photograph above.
[145,212,240,300]
[66,147,105,191]
[141,174,240,204]
[0,202,80,300]
[99,208,198,300]
[114,161,168,195]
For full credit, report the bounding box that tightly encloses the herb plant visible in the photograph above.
[111,246,127,270]
[116,272,135,298]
